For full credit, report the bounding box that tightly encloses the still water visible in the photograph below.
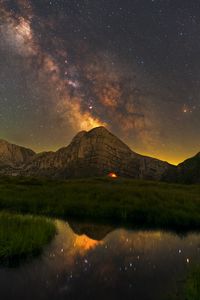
[1,220,200,300]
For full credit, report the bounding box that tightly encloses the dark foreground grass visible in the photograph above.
[171,266,200,300]
[0,176,200,231]
[184,266,200,300]
[0,212,56,265]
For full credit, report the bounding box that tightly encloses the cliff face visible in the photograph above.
[0,139,35,174]
[23,127,172,180]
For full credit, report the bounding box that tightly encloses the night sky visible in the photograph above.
[1,0,200,164]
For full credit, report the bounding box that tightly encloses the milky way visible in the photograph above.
[1,0,200,164]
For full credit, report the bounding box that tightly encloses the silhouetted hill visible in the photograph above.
[177,153,200,183]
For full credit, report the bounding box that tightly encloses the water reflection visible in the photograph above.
[69,220,115,240]
[0,220,200,300]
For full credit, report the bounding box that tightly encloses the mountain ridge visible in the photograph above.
[0,126,197,182]
[0,127,172,180]
[0,128,172,165]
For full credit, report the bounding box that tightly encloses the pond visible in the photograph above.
[1,220,200,300]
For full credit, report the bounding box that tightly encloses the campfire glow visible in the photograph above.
[108,172,118,178]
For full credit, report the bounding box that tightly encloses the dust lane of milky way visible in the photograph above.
[1,0,200,164]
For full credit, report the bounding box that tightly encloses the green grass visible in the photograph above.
[0,176,200,230]
[171,266,200,300]
[184,266,200,300]
[0,212,56,265]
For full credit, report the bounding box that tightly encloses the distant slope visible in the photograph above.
[0,139,35,174]
[162,152,200,184]
[177,153,200,183]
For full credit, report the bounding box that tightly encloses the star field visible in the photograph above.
[1,0,200,164]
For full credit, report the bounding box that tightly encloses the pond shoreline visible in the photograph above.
[0,176,200,231]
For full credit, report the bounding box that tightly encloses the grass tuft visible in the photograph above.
[0,212,56,265]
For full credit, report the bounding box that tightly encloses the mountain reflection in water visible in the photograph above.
[0,220,200,300]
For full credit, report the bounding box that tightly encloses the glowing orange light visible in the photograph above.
[108,172,118,178]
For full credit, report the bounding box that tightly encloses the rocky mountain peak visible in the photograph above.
[72,127,114,142]
[88,126,111,135]
[68,126,132,156]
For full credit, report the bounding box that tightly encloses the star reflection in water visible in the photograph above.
[0,220,200,300]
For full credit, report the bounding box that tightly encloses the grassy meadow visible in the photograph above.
[0,176,200,231]
[0,212,56,265]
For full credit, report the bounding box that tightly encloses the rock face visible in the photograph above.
[0,139,35,175]
[0,127,173,180]
[23,127,172,180]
